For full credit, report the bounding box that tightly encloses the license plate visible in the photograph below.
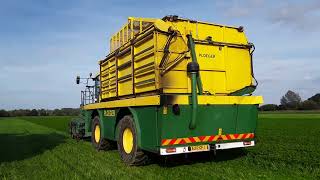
[189,145,209,152]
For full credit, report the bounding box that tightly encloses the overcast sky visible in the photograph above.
[1,0,319,110]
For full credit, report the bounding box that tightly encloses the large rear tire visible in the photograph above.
[117,115,148,166]
[91,116,112,150]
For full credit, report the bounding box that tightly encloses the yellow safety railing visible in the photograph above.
[110,17,157,52]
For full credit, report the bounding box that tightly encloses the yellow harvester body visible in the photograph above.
[99,16,256,101]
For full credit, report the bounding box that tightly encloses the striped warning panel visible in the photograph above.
[161,133,254,146]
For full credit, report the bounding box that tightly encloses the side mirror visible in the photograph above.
[76,76,80,84]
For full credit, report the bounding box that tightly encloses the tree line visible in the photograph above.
[1,91,318,116]
[260,91,320,111]
[0,108,80,117]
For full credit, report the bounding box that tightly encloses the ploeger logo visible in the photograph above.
[199,53,215,59]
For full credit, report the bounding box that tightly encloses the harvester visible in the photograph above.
[70,15,263,165]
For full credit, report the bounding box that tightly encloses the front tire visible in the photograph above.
[117,115,148,166]
[91,116,112,150]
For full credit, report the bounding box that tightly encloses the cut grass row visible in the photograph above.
[20,116,75,133]
[0,113,319,179]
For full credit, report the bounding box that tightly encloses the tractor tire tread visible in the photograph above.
[91,116,113,151]
[117,115,149,166]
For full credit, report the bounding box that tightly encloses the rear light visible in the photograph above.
[166,147,176,153]
[243,141,251,146]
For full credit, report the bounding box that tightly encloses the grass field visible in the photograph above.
[0,113,319,179]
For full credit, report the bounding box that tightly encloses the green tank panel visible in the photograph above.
[80,104,257,153]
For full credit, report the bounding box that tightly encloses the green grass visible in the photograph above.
[259,110,320,114]
[0,113,319,179]
[19,116,75,133]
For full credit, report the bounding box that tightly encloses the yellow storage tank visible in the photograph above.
[100,16,256,100]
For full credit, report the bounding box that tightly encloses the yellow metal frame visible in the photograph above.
[83,95,263,110]
[110,17,157,52]
[83,95,161,110]
[169,95,264,105]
